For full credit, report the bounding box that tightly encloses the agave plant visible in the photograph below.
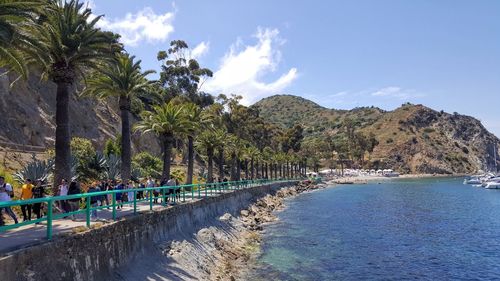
[130,167,142,182]
[82,151,107,180]
[104,154,121,180]
[14,159,55,184]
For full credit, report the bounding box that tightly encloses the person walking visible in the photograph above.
[32,180,45,223]
[166,176,177,203]
[138,180,145,200]
[100,180,109,207]
[106,180,115,209]
[0,176,18,225]
[58,179,69,214]
[115,181,124,209]
[67,181,81,220]
[87,183,100,220]
[146,177,155,203]
[20,179,33,222]
[127,181,135,207]
[155,178,165,204]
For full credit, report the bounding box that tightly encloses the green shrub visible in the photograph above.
[104,136,121,156]
[71,137,98,181]
[132,152,162,179]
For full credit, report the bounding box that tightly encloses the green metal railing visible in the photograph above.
[0,178,299,240]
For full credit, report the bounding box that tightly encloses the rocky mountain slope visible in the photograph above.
[0,71,159,171]
[254,95,500,174]
[1,72,498,176]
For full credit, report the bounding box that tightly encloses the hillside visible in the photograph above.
[253,95,500,174]
[0,71,159,171]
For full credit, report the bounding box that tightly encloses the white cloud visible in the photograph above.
[191,41,210,59]
[371,86,423,99]
[97,7,175,47]
[203,27,298,105]
[329,91,348,98]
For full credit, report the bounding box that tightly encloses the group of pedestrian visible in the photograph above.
[0,175,183,225]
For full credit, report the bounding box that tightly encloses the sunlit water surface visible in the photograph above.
[249,178,500,280]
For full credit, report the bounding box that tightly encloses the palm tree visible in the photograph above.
[0,0,42,80]
[226,135,246,181]
[183,103,211,184]
[134,102,190,180]
[225,134,237,181]
[83,53,154,182]
[215,133,227,182]
[21,0,118,190]
[245,146,260,180]
[195,127,224,183]
[262,146,274,179]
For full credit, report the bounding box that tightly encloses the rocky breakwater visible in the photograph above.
[158,180,327,281]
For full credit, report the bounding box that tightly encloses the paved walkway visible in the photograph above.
[0,189,232,254]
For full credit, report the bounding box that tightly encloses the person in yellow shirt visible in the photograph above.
[20,179,33,222]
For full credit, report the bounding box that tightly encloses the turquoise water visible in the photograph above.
[250,178,500,280]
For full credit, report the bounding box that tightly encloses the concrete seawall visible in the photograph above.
[0,182,295,281]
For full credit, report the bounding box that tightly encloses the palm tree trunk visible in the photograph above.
[207,148,214,183]
[119,96,131,183]
[236,159,241,181]
[230,154,235,180]
[265,163,269,179]
[250,158,254,179]
[53,81,72,193]
[244,159,249,179]
[161,133,174,181]
[218,148,224,181]
[186,136,194,185]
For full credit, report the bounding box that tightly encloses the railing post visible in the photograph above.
[183,186,186,202]
[205,183,208,198]
[133,190,137,215]
[46,199,53,240]
[112,193,116,220]
[149,190,153,210]
[86,195,91,228]
[162,189,166,207]
[173,188,176,205]
[198,184,201,199]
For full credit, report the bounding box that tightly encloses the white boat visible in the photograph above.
[464,178,481,185]
[484,181,500,189]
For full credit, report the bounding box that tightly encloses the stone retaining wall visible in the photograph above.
[0,182,295,281]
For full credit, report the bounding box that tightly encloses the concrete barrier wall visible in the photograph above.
[0,182,295,281]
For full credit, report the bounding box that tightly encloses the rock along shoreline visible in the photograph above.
[162,180,326,281]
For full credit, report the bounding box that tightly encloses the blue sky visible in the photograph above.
[88,0,500,137]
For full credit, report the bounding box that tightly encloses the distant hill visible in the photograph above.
[253,95,500,174]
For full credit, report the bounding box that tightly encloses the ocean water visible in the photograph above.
[249,178,500,281]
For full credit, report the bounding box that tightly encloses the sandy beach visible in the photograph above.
[325,173,459,185]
